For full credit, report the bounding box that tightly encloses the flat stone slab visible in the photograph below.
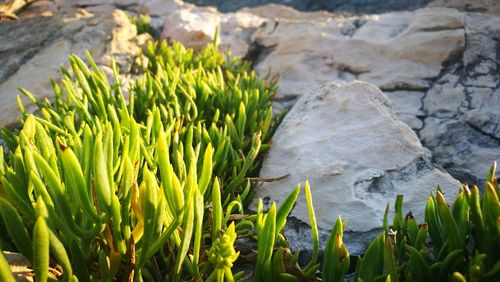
[254,81,460,255]
[249,6,500,183]
[0,8,147,127]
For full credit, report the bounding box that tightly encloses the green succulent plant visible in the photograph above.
[0,37,277,281]
[354,163,500,282]
[0,34,498,282]
[131,14,152,35]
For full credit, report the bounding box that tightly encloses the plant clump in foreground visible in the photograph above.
[353,165,500,282]
[0,37,499,282]
[0,39,280,281]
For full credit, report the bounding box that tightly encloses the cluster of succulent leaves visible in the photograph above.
[0,35,499,282]
[0,38,281,281]
[228,166,500,282]
[131,14,152,35]
[353,165,500,282]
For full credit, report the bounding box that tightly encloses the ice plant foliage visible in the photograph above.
[0,36,498,282]
[0,38,278,281]
[353,164,500,282]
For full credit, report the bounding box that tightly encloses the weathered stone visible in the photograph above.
[427,0,500,16]
[420,115,500,186]
[137,0,186,17]
[253,8,465,100]
[424,83,466,118]
[161,5,265,57]
[382,90,425,130]
[82,4,116,14]
[418,13,500,182]
[3,251,32,282]
[254,81,460,255]
[17,0,58,18]
[184,0,433,14]
[0,0,36,19]
[55,0,110,6]
[239,3,333,22]
[250,6,499,183]
[0,9,144,127]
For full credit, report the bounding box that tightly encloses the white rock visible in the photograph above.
[137,0,186,17]
[383,90,425,130]
[0,9,143,127]
[250,5,499,183]
[238,3,333,22]
[254,81,460,254]
[161,5,266,57]
[424,83,466,118]
[253,8,465,100]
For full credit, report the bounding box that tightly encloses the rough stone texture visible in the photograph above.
[0,8,146,127]
[17,1,58,18]
[418,12,500,183]
[427,0,500,16]
[55,0,185,14]
[2,251,32,282]
[253,8,465,99]
[161,5,266,57]
[184,0,432,14]
[0,15,62,83]
[251,7,500,183]
[136,0,186,16]
[238,3,334,22]
[254,81,461,255]
[55,0,189,35]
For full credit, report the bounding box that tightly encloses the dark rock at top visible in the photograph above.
[183,0,432,14]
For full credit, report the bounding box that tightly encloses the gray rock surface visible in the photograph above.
[0,7,148,127]
[250,6,500,184]
[427,0,500,16]
[254,81,461,255]
[2,251,32,282]
[161,5,266,57]
[183,0,432,14]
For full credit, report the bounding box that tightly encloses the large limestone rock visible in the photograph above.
[0,8,147,127]
[254,81,460,255]
[253,7,465,100]
[251,6,500,183]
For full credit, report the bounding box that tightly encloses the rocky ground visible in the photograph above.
[183,0,433,14]
[1,0,499,262]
